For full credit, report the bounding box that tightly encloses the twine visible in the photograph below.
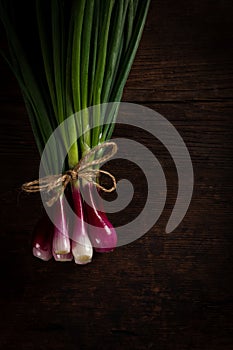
[22,141,117,207]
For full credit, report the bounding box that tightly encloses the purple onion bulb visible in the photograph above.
[32,214,53,261]
[71,183,93,264]
[83,183,117,253]
[52,194,70,255]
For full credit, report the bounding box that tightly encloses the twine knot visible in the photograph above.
[22,141,117,206]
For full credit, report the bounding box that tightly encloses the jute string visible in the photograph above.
[22,141,117,207]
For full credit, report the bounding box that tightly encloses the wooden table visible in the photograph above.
[0,1,233,349]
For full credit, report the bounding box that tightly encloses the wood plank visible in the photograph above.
[123,0,233,101]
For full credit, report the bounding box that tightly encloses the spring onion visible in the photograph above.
[0,0,151,264]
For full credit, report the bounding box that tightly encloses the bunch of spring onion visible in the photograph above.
[0,0,150,264]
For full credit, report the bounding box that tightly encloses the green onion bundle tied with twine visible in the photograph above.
[0,0,151,264]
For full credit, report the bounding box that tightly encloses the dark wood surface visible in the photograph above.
[0,1,233,349]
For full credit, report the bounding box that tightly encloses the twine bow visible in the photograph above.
[22,141,117,207]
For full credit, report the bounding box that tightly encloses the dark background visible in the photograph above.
[0,1,233,349]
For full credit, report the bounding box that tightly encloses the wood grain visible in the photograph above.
[0,1,233,349]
